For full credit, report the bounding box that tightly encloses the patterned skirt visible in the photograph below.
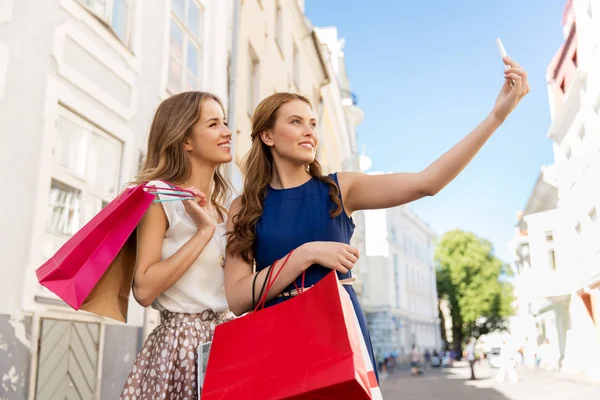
[120,309,234,400]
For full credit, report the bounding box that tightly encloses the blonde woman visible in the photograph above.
[121,91,234,399]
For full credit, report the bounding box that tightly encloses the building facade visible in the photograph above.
[0,0,229,398]
[314,26,367,297]
[0,0,366,398]
[229,0,328,178]
[362,190,441,361]
[509,0,600,378]
[230,1,367,297]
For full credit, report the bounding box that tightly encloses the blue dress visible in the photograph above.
[254,173,379,383]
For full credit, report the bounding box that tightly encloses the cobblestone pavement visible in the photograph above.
[380,362,600,399]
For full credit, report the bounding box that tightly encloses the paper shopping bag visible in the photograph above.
[78,230,137,322]
[201,271,372,400]
[36,182,193,319]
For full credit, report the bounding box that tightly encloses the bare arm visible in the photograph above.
[132,202,215,307]
[340,57,530,215]
[340,114,503,214]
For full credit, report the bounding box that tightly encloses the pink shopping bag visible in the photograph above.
[35,182,193,314]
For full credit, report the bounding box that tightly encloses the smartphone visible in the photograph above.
[496,38,508,60]
[496,38,514,87]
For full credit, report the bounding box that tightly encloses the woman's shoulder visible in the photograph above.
[228,195,243,214]
[145,180,172,189]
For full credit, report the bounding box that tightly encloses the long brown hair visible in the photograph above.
[135,91,230,219]
[228,92,342,263]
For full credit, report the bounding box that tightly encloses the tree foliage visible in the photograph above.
[435,229,514,349]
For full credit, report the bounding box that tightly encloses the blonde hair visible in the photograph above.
[135,91,230,218]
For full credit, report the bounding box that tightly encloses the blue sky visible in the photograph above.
[306,0,567,263]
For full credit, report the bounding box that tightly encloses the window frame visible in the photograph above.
[75,0,133,47]
[167,0,207,94]
[247,44,260,116]
[275,1,284,58]
[40,105,124,299]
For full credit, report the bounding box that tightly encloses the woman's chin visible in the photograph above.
[296,155,316,165]
[215,154,233,165]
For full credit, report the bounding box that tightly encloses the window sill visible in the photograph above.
[35,295,69,307]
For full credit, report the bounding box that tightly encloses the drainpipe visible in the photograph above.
[227,0,242,194]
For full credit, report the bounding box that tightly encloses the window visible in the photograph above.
[565,147,572,160]
[44,107,123,258]
[76,0,132,45]
[575,222,582,234]
[572,50,577,67]
[247,45,260,115]
[46,180,82,237]
[578,126,586,141]
[589,207,597,222]
[168,0,205,93]
[137,150,146,174]
[547,249,557,271]
[275,1,283,55]
[545,231,554,243]
[293,43,300,90]
[560,78,566,93]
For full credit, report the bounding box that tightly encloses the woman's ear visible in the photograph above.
[260,129,274,147]
[183,136,193,152]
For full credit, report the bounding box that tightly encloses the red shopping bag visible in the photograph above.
[201,266,372,399]
[35,182,193,317]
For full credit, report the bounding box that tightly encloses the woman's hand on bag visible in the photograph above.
[182,187,216,233]
[298,241,359,274]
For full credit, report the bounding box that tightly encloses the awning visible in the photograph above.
[534,294,571,315]
[531,270,578,299]
[576,273,600,294]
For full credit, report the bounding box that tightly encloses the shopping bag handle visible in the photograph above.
[144,182,197,202]
[252,264,273,311]
[254,250,304,312]
[254,260,279,312]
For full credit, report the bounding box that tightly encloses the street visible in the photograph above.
[380,362,600,399]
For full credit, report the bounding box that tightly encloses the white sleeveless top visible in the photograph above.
[147,180,229,314]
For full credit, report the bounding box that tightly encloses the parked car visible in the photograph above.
[441,354,452,367]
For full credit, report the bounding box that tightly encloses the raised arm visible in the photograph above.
[340,57,529,215]
[224,197,360,316]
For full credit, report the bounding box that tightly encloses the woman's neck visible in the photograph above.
[269,158,312,189]
[182,159,215,199]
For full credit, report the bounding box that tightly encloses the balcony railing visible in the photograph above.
[340,89,358,106]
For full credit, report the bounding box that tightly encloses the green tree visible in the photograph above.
[435,229,514,354]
